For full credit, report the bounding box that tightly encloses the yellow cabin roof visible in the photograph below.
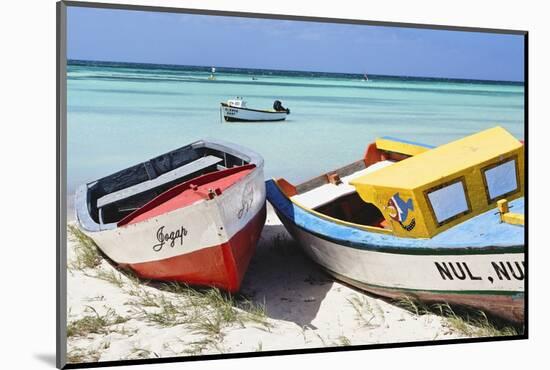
[350,126,522,190]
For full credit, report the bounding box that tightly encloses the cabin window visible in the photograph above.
[426,179,470,226]
[482,158,519,203]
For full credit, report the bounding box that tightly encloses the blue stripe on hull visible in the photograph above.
[265,180,524,254]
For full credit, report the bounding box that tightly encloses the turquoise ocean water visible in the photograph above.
[67,60,524,200]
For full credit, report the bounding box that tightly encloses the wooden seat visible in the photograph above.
[97,155,223,209]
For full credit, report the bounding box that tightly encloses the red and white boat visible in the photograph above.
[75,139,266,292]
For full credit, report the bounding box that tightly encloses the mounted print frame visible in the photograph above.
[57,1,528,368]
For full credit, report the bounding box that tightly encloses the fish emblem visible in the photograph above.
[387,193,416,231]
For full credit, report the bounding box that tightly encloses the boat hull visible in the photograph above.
[267,180,524,323]
[221,104,288,122]
[281,216,523,322]
[76,140,267,292]
[121,204,266,292]
[84,168,266,292]
[330,270,523,323]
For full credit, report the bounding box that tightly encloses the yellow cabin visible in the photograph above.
[350,126,525,238]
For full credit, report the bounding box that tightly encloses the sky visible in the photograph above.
[67,6,525,82]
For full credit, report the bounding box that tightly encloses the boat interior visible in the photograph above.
[278,129,525,236]
[87,144,253,225]
[286,160,394,230]
[315,193,389,228]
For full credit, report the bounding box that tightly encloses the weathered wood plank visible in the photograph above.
[97,155,223,209]
[97,145,200,194]
[295,159,366,194]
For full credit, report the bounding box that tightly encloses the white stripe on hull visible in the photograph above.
[85,167,265,265]
[222,106,287,121]
[285,222,524,293]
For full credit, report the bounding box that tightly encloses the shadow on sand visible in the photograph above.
[240,223,333,329]
[240,219,524,333]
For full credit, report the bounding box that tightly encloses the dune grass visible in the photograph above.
[67,306,129,337]
[347,295,377,328]
[394,296,521,337]
[93,269,126,288]
[126,346,159,360]
[67,240,271,356]
[67,225,102,270]
[181,338,218,356]
[66,348,101,363]
[338,336,352,346]
[134,294,193,328]
[66,226,272,356]
[67,223,270,336]
[124,280,271,349]
[163,282,270,327]
[433,303,519,337]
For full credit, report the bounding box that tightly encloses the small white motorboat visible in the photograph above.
[220,98,290,122]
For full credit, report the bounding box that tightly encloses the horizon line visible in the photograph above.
[67,58,525,84]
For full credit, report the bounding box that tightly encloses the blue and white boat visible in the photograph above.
[266,127,525,323]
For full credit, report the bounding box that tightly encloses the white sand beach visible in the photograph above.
[66,206,506,364]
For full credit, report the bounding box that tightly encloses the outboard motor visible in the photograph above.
[273,100,290,114]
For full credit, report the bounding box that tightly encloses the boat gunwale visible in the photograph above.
[76,138,264,233]
[116,163,258,227]
[267,179,524,256]
[294,159,368,195]
[272,169,394,235]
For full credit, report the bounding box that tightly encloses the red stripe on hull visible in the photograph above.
[226,204,267,291]
[122,204,266,292]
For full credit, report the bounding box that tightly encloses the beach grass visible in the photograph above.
[136,294,192,328]
[347,295,377,327]
[338,336,352,346]
[394,296,520,337]
[312,331,327,346]
[67,306,128,337]
[181,338,217,356]
[67,225,102,270]
[432,303,519,337]
[67,221,526,359]
[66,245,273,353]
[124,279,272,345]
[160,282,271,328]
[394,295,429,316]
[127,287,160,307]
[127,346,159,360]
[66,348,101,363]
[93,269,126,288]
[190,314,224,337]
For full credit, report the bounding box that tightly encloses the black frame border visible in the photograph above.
[56,1,529,369]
